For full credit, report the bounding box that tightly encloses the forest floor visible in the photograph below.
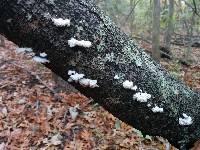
[0,37,200,150]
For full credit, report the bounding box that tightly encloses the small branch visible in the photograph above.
[0,79,20,89]
[180,0,200,17]
[123,0,140,25]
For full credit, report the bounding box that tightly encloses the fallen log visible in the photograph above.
[0,0,200,149]
[172,34,200,48]
[132,36,173,59]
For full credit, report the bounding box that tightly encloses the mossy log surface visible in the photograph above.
[0,0,200,149]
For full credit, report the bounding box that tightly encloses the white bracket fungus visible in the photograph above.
[68,38,92,48]
[114,75,120,80]
[89,80,99,88]
[179,113,193,126]
[79,78,90,87]
[123,80,137,90]
[33,52,49,64]
[33,56,50,63]
[40,52,47,57]
[123,80,133,89]
[147,104,151,107]
[68,70,99,88]
[133,92,151,102]
[52,18,70,27]
[79,78,99,88]
[70,73,85,82]
[151,106,163,113]
[68,70,76,76]
[131,86,138,91]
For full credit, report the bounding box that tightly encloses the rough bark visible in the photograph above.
[0,0,200,149]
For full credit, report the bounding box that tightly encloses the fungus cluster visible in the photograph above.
[133,92,151,103]
[122,80,164,113]
[52,17,92,48]
[33,56,49,63]
[52,18,70,27]
[50,15,193,127]
[33,52,49,63]
[179,113,193,126]
[68,70,99,88]
[151,106,163,113]
[114,75,120,80]
[122,80,137,90]
[68,38,92,48]
[147,104,151,107]
[40,52,47,57]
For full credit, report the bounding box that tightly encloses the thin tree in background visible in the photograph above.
[129,0,140,36]
[130,0,134,35]
[164,0,174,53]
[152,0,161,61]
[0,35,5,47]
[184,11,195,65]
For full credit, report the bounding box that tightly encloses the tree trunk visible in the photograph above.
[0,0,200,149]
[184,12,195,65]
[0,35,5,47]
[163,0,174,53]
[129,0,135,36]
[152,0,161,61]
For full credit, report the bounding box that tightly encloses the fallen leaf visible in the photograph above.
[69,105,79,120]
[1,107,8,116]
[50,133,63,146]
[0,142,6,150]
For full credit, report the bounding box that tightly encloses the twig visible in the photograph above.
[180,0,200,17]
[62,109,69,126]
[72,128,77,150]
[0,79,20,89]
[123,0,140,25]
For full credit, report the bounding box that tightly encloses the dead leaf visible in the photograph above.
[50,133,63,146]
[69,105,79,120]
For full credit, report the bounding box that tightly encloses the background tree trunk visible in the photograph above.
[130,0,134,35]
[164,0,174,53]
[0,0,200,149]
[152,0,161,61]
[0,35,5,47]
[183,12,195,65]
